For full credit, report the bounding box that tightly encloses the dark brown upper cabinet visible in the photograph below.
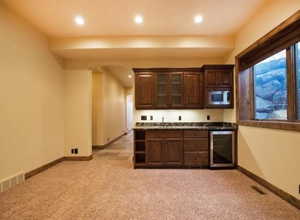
[135,72,154,109]
[155,72,170,108]
[155,72,184,109]
[169,73,184,108]
[203,65,234,88]
[203,65,234,109]
[183,72,204,108]
[133,66,233,110]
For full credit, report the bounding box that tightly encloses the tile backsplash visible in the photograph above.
[134,109,224,122]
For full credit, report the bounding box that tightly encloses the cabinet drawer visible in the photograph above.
[147,130,183,139]
[184,130,208,138]
[184,152,208,167]
[184,139,208,152]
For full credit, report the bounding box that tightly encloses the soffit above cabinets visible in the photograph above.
[49,36,235,60]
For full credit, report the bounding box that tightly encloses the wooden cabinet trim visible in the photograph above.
[133,68,203,72]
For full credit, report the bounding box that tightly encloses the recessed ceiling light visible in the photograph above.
[128,75,132,79]
[194,15,203,24]
[134,15,143,24]
[74,15,85,26]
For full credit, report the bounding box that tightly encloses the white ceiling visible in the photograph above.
[3,0,267,88]
[4,0,266,37]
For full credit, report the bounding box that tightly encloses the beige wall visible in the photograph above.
[125,88,134,130]
[92,72,104,145]
[92,71,127,146]
[224,0,300,199]
[64,70,92,157]
[0,4,65,181]
[135,110,224,123]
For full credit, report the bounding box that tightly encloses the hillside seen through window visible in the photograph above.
[254,50,287,120]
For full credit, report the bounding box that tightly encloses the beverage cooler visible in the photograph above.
[210,131,235,168]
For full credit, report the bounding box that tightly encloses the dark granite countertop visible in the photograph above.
[133,122,237,131]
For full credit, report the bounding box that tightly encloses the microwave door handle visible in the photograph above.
[223,92,226,104]
[227,92,231,103]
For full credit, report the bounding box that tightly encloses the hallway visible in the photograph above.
[0,133,299,220]
[93,132,133,162]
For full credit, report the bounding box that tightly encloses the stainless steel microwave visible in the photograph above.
[208,90,231,105]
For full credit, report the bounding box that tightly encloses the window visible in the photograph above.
[296,42,300,119]
[236,10,300,131]
[254,50,287,120]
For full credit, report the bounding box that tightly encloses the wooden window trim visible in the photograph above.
[236,10,300,131]
[238,120,300,132]
[296,43,300,120]
[287,46,297,121]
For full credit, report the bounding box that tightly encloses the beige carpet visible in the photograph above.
[0,132,299,220]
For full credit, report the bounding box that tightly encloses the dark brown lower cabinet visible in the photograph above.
[146,140,163,166]
[184,152,208,167]
[183,132,209,168]
[162,140,183,166]
[134,129,208,168]
[146,139,183,166]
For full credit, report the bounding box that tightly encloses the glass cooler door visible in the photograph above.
[210,131,235,168]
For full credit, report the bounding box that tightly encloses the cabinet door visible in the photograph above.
[156,73,170,108]
[135,73,154,109]
[220,70,233,87]
[146,140,163,165]
[163,140,183,166]
[169,73,184,108]
[184,152,209,167]
[205,70,217,87]
[205,69,232,87]
[183,72,203,108]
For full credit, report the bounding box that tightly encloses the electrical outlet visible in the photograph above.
[141,115,147,121]
[71,147,79,154]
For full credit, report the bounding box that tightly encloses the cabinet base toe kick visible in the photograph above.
[134,164,210,169]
